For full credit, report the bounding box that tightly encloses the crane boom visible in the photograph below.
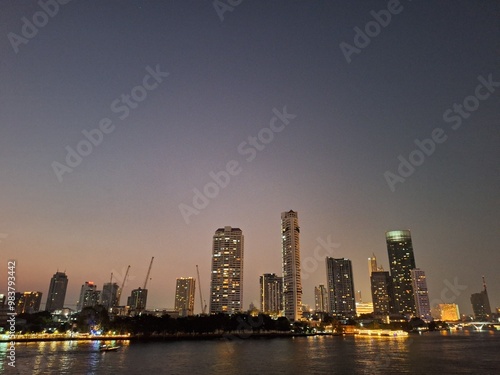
[143,257,154,289]
[196,265,207,314]
[116,265,130,306]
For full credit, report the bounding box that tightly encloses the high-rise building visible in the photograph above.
[16,291,43,314]
[127,288,148,311]
[101,282,119,310]
[76,281,100,311]
[411,268,431,321]
[470,277,491,321]
[210,226,244,314]
[386,230,417,317]
[314,285,328,313]
[45,271,68,312]
[260,273,283,316]
[326,257,356,319]
[175,277,196,316]
[370,271,393,317]
[281,210,302,321]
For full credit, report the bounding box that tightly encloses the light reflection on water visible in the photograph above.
[4,332,500,375]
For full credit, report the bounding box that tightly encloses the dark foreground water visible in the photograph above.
[2,331,499,374]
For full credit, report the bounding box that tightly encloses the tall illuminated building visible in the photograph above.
[210,226,244,314]
[470,277,491,321]
[386,230,417,317]
[76,281,100,311]
[260,273,283,316]
[281,210,303,321]
[314,285,328,313]
[370,271,393,317]
[45,271,68,312]
[101,282,119,310]
[411,268,431,321]
[326,257,356,319]
[175,277,196,316]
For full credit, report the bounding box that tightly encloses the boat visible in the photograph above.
[100,344,120,352]
[355,329,409,337]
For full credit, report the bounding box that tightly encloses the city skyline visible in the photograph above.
[0,2,498,317]
[5,224,499,317]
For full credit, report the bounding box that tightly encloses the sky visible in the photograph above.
[0,0,498,315]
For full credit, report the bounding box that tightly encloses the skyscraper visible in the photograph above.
[175,277,196,316]
[314,285,328,313]
[326,257,356,319]
[101,282,119,310]
[370,271,393,317]
[76,281,100,311]
[210,226,244,314]
[470,277,491,321]
[260,273,283,316]
[386,230,417,317]
[411,268,431,321]
[281,210,302,321]
[45,271,68,312]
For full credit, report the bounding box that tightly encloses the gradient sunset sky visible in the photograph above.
[1,1,498,314]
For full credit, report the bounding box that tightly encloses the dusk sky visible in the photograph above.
[1,1,498,315]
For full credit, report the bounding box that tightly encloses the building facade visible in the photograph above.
[326,257,356,319]
[76,281,100,311]
[45,271,68,312]
[470,278,491,321]
[260,273,283,316]
[101,282,119,310]
[411,268,431,321]
[282,210,302,321]
[127,288,148,312]
[434,304,460,321]
[386,230,417,317]
[16,291,43,314]
[314,284,329,313]
[210,226,244,314]
[370,271,393,317]
[175,277,196,316]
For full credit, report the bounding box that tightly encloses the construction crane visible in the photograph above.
[116,265,130,306]
[136,257,154,313]
[196,265,207,315]
[143,257,154,289]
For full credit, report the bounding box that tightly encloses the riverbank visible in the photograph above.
[3,331,344,343]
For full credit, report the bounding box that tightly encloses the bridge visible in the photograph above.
[445,321,500,331]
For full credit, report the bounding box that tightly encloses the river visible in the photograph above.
[2,331,499,374]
